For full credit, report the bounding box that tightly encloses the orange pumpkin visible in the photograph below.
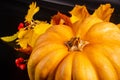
[27,4,120,80]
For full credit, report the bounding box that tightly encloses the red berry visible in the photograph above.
[18,57,24,63]
[15,57,24,64]
[15,57,26,70]
[15,57,28,70]
[15,58,20,67]
[15,58,19,64]
[19,64,26,70]
[18,22,24,30]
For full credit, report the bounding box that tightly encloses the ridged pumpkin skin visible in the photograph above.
[27,15,120,80]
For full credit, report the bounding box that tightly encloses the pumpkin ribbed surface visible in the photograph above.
[27,3,120,80]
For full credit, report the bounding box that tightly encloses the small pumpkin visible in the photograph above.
[27,3,120,80]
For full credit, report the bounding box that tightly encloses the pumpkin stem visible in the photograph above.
[65,37,89,51]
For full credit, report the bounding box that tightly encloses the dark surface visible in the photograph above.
[0,0,120,80]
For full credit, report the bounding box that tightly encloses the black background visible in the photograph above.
[0,0,120,80]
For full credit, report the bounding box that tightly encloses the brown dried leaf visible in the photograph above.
[51,12,72,27]
[15,45,32,54]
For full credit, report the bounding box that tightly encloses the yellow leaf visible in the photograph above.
[17,28,28,38]
[17,29,34,49]
[28,21,51,47]
[0,32,18,42]
[16,38,28,49]
[25,2,39,22]
[16,21,51,48]
[92,4,114,22]
[69,5,90,23]
[34,21,51,35]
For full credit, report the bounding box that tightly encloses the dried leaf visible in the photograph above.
[16,29,33,49]
[69,5,90,23]
[25,2,39,22]
[92,4,114,22]
[0,32,18,42]
[51,12,72,26]
[15,45,32,54]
